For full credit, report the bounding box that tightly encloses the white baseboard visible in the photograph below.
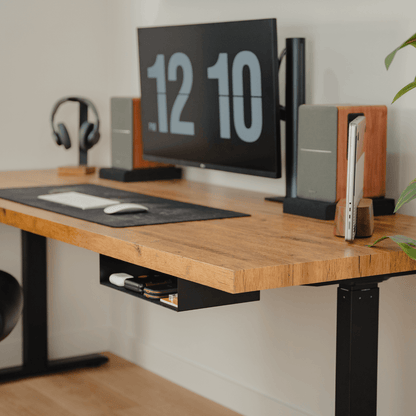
[110,328,316,416]
[0,338,22,368]
[48,326,110,359]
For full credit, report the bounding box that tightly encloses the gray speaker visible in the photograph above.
[296,104,387,203]
[111,97,135,170]
[111,97,168,171]
[297,105,338,202]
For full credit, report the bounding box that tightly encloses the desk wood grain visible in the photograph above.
[0,169,415,293]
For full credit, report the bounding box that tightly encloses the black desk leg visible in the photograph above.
[335,282,380,416]
[0,231,108,383]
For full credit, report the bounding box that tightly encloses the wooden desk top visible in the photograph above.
[0,169,415,293]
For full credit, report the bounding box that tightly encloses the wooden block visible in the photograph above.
[334,198,374,238]
[57,166,96,176]
[132,98,171,170]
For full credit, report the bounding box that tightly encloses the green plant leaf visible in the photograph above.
[394,179,416,212]
[368,235,390,246]
[369,235,416,260]
[391,79,416,103]
[368,235,416,247]
[385,33,416,70]
[388,235,416,246]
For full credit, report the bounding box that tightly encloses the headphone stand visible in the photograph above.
[57,101,96,176]
[79,101,89,166]
[58,165,96,176]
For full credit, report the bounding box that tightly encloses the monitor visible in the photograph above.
[137,19,281,178]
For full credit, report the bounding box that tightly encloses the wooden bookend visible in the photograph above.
[334,198,374,238]
[336,105,387,200]
[132,98,170,170]
[58,166,96,176]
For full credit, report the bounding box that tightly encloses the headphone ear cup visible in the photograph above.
[89,129,100,148]
[79,121,94,150]
[57,123,71,149]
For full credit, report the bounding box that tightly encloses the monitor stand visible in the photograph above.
[266,38,306,209]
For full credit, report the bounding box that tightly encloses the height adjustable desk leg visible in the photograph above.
[335,282,379,416]
[0,231,108,383]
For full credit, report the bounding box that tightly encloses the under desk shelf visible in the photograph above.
[100,255,260,312]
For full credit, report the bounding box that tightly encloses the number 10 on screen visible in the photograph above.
[147,51,263,143]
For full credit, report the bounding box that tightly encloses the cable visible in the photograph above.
[278,48,287,72]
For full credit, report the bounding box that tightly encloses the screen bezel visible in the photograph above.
[138,19,281,179]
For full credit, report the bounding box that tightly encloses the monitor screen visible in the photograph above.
[137,19,281,178]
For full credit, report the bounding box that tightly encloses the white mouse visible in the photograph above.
[104,203,149,215]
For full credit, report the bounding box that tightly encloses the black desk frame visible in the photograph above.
[0,231,107,383]
[1,230,415,416]
[310,270,416,416]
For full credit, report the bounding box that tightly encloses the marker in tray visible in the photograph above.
[160,293,178,308]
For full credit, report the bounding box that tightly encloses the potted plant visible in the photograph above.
[370,33,416,258]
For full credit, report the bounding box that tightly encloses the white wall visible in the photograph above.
[1,1,416,416]
[0,0,113,365]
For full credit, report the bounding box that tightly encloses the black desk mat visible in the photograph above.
[0,184,249,228]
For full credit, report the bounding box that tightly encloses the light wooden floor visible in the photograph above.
[0,353,241,416]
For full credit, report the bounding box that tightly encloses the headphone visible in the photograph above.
[50,96,100,151]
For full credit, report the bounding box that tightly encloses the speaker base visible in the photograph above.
[372,197,396,216]
[99,167,182,182]
[266,196,395,221]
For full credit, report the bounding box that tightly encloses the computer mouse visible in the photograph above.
[103,203,149,215]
